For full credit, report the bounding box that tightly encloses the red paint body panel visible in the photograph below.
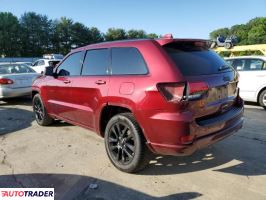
[32,38,244,156]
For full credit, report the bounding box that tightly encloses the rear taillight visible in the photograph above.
[157,82,186,102]
[187,82,209,100]
[157,81,209,103]
[0,78,14,85]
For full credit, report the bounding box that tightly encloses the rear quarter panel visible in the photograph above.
[107,41,186,143]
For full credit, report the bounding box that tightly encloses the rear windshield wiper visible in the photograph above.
[218,65,231,71]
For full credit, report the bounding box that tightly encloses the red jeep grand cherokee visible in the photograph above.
[32,36,244,173]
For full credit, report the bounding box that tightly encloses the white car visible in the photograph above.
[43,54,64,60]
[31,59,61,74]
[225,56,266,109]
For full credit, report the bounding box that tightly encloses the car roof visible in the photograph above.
[225,56,266,61]
[72,39,155,52]
[71,38,208,53]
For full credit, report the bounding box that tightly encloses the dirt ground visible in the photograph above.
[0,97,266,200]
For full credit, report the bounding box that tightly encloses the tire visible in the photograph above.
[258,89,266,110]
[104,113,151,173]
[225,42,231,49]
[33,94,54,126]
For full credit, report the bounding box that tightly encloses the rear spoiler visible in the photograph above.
[156,38,211,48]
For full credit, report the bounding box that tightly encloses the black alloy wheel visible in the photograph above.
[108,121,136,165]
[33,94,53,126]
[104,113,151,173]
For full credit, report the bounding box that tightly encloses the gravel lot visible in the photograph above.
[0,97,266,200]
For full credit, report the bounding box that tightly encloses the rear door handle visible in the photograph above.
[95,80,106,85]
[63,80,71,84]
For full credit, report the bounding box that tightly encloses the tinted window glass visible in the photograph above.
[111,47,148,75]
[82,49,109,75]
[163,42,232,76]
[230,59,245,71]
[32,61,38,67]
[263,62,266,70]
[245,59,263,71]
[57,51,84,76]
[38,60,45,66]
[229,59,263,71]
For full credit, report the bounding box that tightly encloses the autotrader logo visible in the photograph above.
[0,188,54,199]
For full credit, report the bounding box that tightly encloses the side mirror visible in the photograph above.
[44,66,54,76]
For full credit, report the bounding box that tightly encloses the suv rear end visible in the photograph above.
[137,39,244,156]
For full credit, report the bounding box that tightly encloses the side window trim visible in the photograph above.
[256,59,264,71]
[110,47,149,76]
[231,59,245,71]
[263,60,266,70]
[80,48,111,76]
[56,51,85,77]
[242,58,264,71]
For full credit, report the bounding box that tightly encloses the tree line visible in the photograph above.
[210,17,266,45]
[1,11,265,57]
[0,12,159,57]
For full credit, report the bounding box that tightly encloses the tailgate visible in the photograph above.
[186,71,239,118]
[162,41,239,118]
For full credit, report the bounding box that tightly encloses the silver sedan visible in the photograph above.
[0,63,40,99]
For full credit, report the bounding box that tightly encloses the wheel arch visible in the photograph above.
[99,104,132,137]
[257,86,266,103]
[32,90,39,99]
[99,104,147,142]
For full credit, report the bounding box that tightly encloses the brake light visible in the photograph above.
[162,33,173,39]
[157,82,186,102]
[0,78,14,85]
[157,82,209,103]
[180,135,195,144]
[187,82,209,100]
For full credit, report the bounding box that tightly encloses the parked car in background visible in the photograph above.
[211,35,238,49]
[14,62,33,66]
[31,59,62,74]
[0,63,39,99]
[32,37,244,173]
[225,56,266,109]
[43,54,64,60]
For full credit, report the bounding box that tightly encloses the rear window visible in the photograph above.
[163,42,232,76]
[111,47,148,75]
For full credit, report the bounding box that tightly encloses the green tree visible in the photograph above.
[0,12,21,57]
[0,11,161,57]
[147,33,159,39]
[209,28,230,39]
[248,26,266,44]
[71,22,91,48]
[20,12,52,56]
[55,17,73,55]
[88,27,104,44]
[105,28,127,41]
[247,18,266,44]
[127,29,147,39]
[230,24,249,45]
[49,19,60,53]
[209,17,266,45]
